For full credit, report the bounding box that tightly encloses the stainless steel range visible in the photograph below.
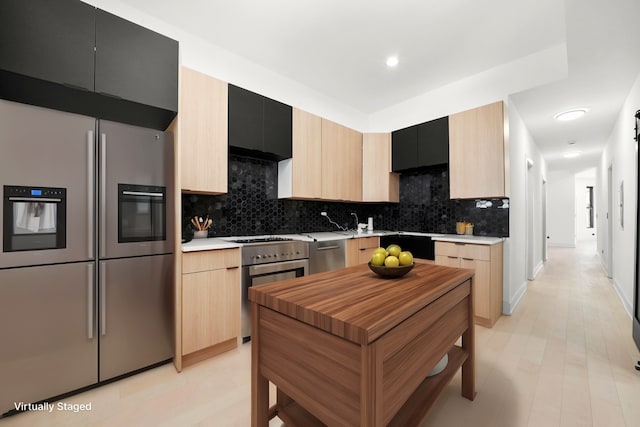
[226,236,309,342]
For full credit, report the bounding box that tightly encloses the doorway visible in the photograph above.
[606,164,613,277]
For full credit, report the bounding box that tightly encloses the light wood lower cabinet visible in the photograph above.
[346,236,380,267]
[180,248,240,366]
[435,241,503,327]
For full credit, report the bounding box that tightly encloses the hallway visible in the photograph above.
[426,244,640,426]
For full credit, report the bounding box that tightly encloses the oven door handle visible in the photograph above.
[248,259,308,276]
[8,197,62,203]
[121,190,164,198]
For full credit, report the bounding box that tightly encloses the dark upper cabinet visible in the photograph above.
[228,84,292,160]
[263,97,293,159]
[417,116,449,167]
[95,9,178,113]
[391,125,419,171]
[0,0,178,130]
[391,117,449,172]
[228,85,263,152]
[0,0,95,91]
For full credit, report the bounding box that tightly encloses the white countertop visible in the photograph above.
[182,238,242,252]
[182,231,505,251]
[431,234,505,245]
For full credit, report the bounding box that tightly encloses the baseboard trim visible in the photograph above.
[611,278,633,319]
[503,280,528,315]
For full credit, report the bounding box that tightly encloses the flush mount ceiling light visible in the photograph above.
[554,108,589,121]
[386,56,399,68]
[563,150,582,158]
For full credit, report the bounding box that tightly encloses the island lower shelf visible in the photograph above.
[250,262,476,427]
[274,345,468,427]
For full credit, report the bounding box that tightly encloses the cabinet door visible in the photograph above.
[321,119,362,201]
[461,258,491,320]
[0,0,95,90]
[362,133,399,202]
[290,108,322,198]
[391,125,418,171]
[417,116,449,167]
[182,267,240,355]
[179,67,228,194]
[95,9,178,112]
[263,97,292,159]
[449,101,506,199]
[228,84,263,152]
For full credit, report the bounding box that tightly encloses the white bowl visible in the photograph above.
[427,353,448,377]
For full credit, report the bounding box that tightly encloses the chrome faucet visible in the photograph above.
[350,212,359,230]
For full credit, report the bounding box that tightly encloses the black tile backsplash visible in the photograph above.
[181,155,509,239]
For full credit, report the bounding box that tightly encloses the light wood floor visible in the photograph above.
[1,243,639,426]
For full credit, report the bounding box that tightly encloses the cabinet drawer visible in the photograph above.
[183,248,240,274]
[357,236,380,250]
[435,241,490,261]
[435,241,459,257]
[459,244,490,261]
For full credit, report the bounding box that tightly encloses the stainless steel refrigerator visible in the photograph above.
[0,99,174,414]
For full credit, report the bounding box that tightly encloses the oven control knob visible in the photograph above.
[255,255,262,259]
[274,254,278,257]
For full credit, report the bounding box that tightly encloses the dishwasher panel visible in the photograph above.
[309,240,346,274]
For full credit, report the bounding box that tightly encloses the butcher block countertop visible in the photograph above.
[249,263,474,345]
[249,263,476,427]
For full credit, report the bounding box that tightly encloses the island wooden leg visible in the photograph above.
[462,278,476,401]
[251,304,269,427]
[360,342,383,427]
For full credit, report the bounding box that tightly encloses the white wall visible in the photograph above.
[504,99,547,314]
[546,171,576,247]
[596,72,640,317]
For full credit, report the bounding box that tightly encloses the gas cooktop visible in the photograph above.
[227,236,294,244]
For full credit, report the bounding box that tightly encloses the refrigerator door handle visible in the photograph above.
[88,263,94,340]
[100,133,107,258]
[100,262,107,336]
[87,130,94,259]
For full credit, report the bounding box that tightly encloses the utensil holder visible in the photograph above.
[193,230,208,239]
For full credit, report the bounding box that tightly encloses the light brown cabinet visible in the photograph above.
[435,241,503,327]
[180,248,240,366]
[448,101,509,199]
[346,236,380,267]
[278,111,363,202]
[321,118,363,201]
[173,66,228,194]
[277,108,322,199]
[362,133,399,202]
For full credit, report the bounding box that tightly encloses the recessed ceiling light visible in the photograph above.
[554,108,589,121]
[386,56,399,68]
[563,150,582,158]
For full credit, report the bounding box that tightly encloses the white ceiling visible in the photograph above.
[116,0,640,173]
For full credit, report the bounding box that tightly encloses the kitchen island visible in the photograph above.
[249,263,476,427]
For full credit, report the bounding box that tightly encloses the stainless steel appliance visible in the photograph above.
[309,240,346,274]
[0,100,173,415]
[227,237,309,342]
